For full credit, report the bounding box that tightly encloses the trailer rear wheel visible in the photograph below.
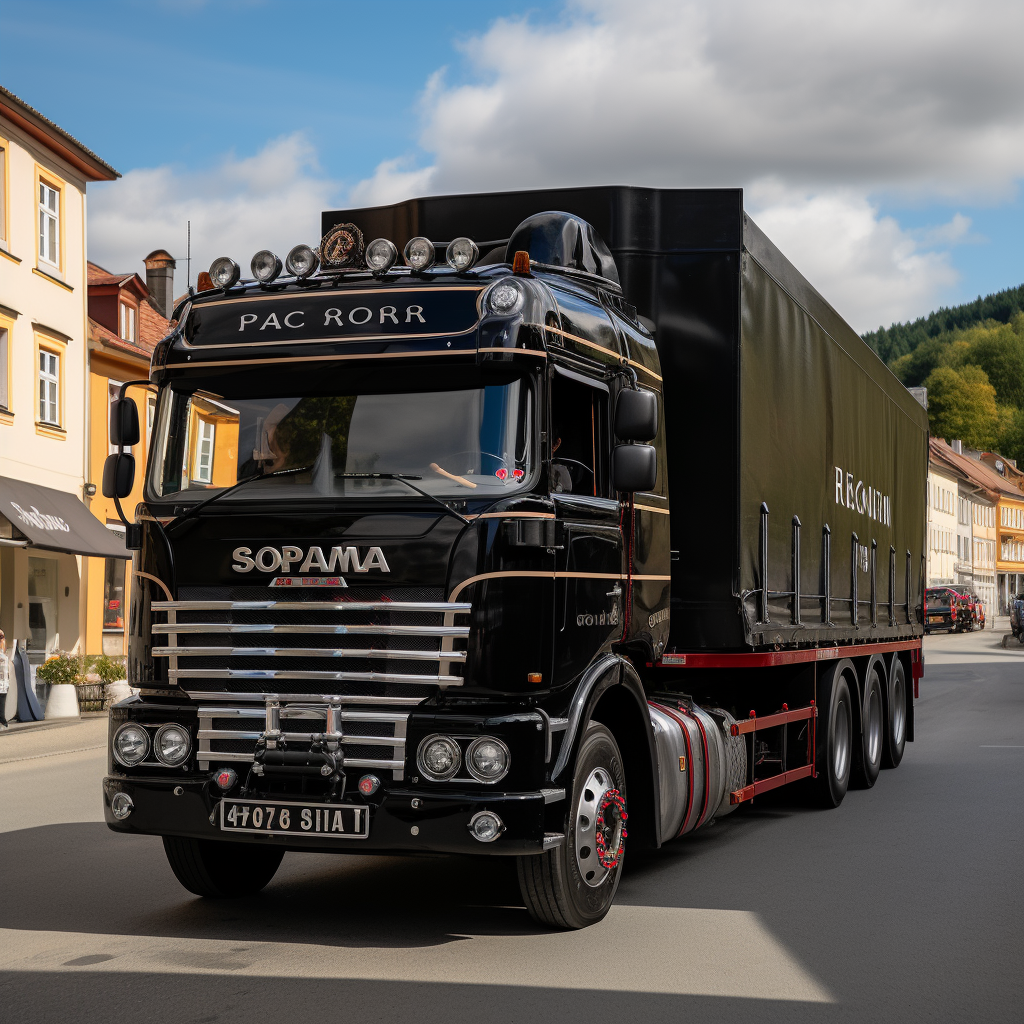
[852,663,884,788]
[814,666,853,807]
[517,722,625,929]
[162,837,284,898]
[882,658,908,769]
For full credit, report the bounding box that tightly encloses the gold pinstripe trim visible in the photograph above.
[164,348,474,370]
[134,570,173,601]
[465,511,556,521]
[632,502,670,515]
[532,324,663,383]
[448,570,671,603]
[477,347,547,358]
[182,327,481,350]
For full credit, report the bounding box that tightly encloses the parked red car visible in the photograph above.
[954,584,987,630]
[925,587,969,633]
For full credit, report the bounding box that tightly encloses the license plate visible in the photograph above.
[219,799,369,839]
[928,615,944,623]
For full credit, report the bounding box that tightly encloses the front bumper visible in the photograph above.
[103,776,564,856]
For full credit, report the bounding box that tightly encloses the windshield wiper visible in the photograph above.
[333,473,471,526]
[166,464,314,532]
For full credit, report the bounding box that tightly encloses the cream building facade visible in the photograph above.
[0,86,124,665]
[926,457,958,588]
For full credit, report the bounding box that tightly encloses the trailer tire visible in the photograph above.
[517,722,625,929]
[813,665,853,807]
[882,657,908,769]
[851,662,884,788]
[162,837,284,898]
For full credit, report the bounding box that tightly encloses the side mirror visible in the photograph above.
[102,453,136,499]
[612,444,656,493]
[109,396,140,447]
[615,389,657,441]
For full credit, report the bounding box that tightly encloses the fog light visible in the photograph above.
[365,237,398,276]
[113,723,150,767]
[213,768,237,791]
[209,256,240,290]
[154,723,191,767]
[404,236,435,271]
[417,734,461,781]
[286,243,319,278]
[466,736,510,783]
[358,774,380,796]
[446,237,479,272]
[468,810,503,843]
[110,792,134,820]
[251,249,283,284]
[486,279,524,316]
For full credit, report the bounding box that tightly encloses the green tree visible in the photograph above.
[997,405,1024,466]
[924,364,999,448]
[962,315,1024,407]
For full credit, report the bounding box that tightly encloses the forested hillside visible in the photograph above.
[860,283,1024,463]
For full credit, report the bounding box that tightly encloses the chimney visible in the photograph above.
[951,439,963,454]
[143,249,176,319]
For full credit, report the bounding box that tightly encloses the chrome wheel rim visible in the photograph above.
[574,766,625,888]
[833,698,850,780]
[892,672,906,745]
[866,677,883,765]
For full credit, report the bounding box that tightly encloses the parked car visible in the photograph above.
[925,587,966,633]
[955,584,987,630]
[1010,594,1024,641]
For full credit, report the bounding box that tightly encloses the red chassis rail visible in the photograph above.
[728,704,817,805]
[655,637,922,669]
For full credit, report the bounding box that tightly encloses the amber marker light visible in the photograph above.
[528,672,543,684]
[197,271,214,291]
[512,250,532,275]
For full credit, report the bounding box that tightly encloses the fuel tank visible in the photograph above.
[648,699,747,842]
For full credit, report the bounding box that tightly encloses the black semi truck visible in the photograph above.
[102,186,926,929]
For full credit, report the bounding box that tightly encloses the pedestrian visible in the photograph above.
[0,629,9,728]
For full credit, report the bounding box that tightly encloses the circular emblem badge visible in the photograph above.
[320,222,365,270]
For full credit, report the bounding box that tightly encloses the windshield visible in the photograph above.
[147,381,534,502]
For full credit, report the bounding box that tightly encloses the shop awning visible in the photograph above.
[0,476,129,559]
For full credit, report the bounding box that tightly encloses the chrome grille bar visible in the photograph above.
[172,668,463,684]
[154,646,467,662]
[184,690,425,705]
[153,623,469,636]
[153,601,471,613]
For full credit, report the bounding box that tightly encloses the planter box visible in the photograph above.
[75,682,106,713]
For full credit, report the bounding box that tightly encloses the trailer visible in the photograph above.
[101,186,925,929]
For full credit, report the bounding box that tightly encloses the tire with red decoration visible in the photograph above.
[517,722,627,929]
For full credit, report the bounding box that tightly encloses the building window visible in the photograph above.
[38,349,59,425]
[103,557,126,630]
[119,302,136,342]
[0,325,9,411]
[195,419,215,482]
[38,180,60,267]
[0,141,7,248]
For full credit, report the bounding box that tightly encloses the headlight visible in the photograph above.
[365,238,399,276]
[446,237,479,272]
[404,236,435,271]
[417,734,461,781]
[251,250,282,284]
[113,723,150,767]
[209,256,240,290]
[486,279,524,316]
[286,243,319,278]
[154,723,191,767]
[466,736,510,783]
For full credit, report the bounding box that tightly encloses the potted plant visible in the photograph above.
[37,651,83,719]
[88,655,129,707]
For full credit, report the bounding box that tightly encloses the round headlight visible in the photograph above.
[209,256,240,290]
[113,723,150,767]
[467,736,511,783]
[417,734,461,781]
[446,237,479,272]
[365,237,399,276]
[286,243,320,278]
[154,723,191,767]
[468,810,504,842]
[486,279,524,316]
[404,236,435,271]
[251,250,282,284]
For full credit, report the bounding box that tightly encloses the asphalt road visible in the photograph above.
[0,628,1020,1023]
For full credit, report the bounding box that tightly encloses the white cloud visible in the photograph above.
[351,0,1024,328]
[88,134,338,292]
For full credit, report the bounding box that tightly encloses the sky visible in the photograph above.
[2,0,1022,335]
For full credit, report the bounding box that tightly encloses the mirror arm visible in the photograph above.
[118,378,153,401]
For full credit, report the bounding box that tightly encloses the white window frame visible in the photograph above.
[0,325,9,411]
[119,302,137,342]
[38,349,59,425]
[38,180,59,268]
[195,419,215,483]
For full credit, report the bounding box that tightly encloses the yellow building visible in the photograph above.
[0,85,125,666]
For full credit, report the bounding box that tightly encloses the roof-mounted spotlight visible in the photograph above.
[209,256,240,290]
[286,244,320,279]
[251,250,283,284]
[365,238,399,277]
[404,236,435,272]
[446,237,479,273]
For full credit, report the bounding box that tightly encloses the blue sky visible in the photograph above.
[2,0,1021,333]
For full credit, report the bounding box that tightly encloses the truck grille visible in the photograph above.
[151,586,470,706]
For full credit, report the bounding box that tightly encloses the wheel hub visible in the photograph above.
[574,767,627,887]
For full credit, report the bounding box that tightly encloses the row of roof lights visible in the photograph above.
[207,236,481,290]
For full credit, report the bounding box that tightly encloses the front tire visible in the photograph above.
[163,837,284,898]
[518,722,626,929]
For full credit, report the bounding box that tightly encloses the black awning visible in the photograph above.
[0,476,129,559]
